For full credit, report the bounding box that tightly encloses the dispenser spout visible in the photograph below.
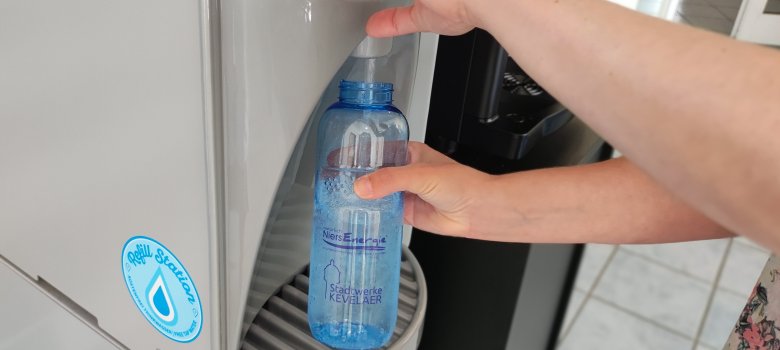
[351,36,393,58]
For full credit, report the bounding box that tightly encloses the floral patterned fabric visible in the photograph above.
[724,255,780,350]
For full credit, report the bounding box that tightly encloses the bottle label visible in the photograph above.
[322,258,384,305]
[316,216,393,307]
[311,179,402,312]
[321,227,387,252]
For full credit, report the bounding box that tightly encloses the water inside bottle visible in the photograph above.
[309,81,406,349]
[309,166,402,349]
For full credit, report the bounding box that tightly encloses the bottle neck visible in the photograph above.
[338,80,393,106]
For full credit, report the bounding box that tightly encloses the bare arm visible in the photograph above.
[366,0,780,250]
[356,142,732,244]
[481,156,732,243]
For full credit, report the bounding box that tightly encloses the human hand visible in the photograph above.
[353,141,494,237]
[365,0,479,38]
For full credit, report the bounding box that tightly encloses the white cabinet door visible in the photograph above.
[0,261,118,349]
[732,0,780,45]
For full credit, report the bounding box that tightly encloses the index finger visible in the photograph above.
[366,6,421,38]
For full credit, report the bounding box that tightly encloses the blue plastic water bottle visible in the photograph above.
[309,80,408,349]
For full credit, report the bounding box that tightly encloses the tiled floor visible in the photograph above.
[630,0,744,35]
[674,0,743,35]
[554,2,765,349]
[557,239,770,349]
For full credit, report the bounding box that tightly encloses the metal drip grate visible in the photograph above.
[241,247,426,350]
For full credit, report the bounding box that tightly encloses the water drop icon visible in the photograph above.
[152,284,170,316]
[147,268,176,324]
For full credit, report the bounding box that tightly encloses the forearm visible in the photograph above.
[470,0,780,249]
[468,158,732,243]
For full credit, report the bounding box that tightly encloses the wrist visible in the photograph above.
[461,0,487,30]
[465,0,531,35]
[463,173,509,240]
[463,0,506,32]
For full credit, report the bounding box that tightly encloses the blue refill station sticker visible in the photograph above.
[121,236,203,343]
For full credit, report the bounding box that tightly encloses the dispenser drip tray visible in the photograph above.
[241,246,427,350]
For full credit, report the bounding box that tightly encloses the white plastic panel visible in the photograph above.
[0,1,216,349]
[0,262,116,349]
[0,1,434,349]
[403,32,438,245]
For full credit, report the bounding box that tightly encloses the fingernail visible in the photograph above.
[354,177,373,198]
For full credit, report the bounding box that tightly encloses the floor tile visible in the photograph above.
[718,241,770,299]
[611,0,642,9]
[734,236,769,252]
[696,344,719,350]
[704,0,744,8]
[557,298,693,350]
[560,289,587,339]
[594,250,712,337]
[637,0,664,16]
[766,0,780,14]
[675,13,694,24]
[574,244,616,291]
[764,0,780,15]
[682,0,713,5]
[686,15,735,34]
[622,238,729,282]
[715,5,740,20]
[679,3,729,19]
[698,289,746,348]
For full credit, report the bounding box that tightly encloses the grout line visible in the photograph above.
[588,294,695,341]
[556,244,619,347]
[676,11,694,24]
[683,2,729,21]
[717,279,764,301]
[715,239,771,298]
[691,238,734,350]
[718,285,753,300]
[703,0,744,9]
[574,286,589,294]
[733,238,771,254]
[712,5,738,22]
[620,246,719,285]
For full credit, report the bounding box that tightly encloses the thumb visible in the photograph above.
[366,6,421,38]
[354,165,437,200]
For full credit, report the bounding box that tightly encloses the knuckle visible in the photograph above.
[414,165,440,196]
[407,142,424,163]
